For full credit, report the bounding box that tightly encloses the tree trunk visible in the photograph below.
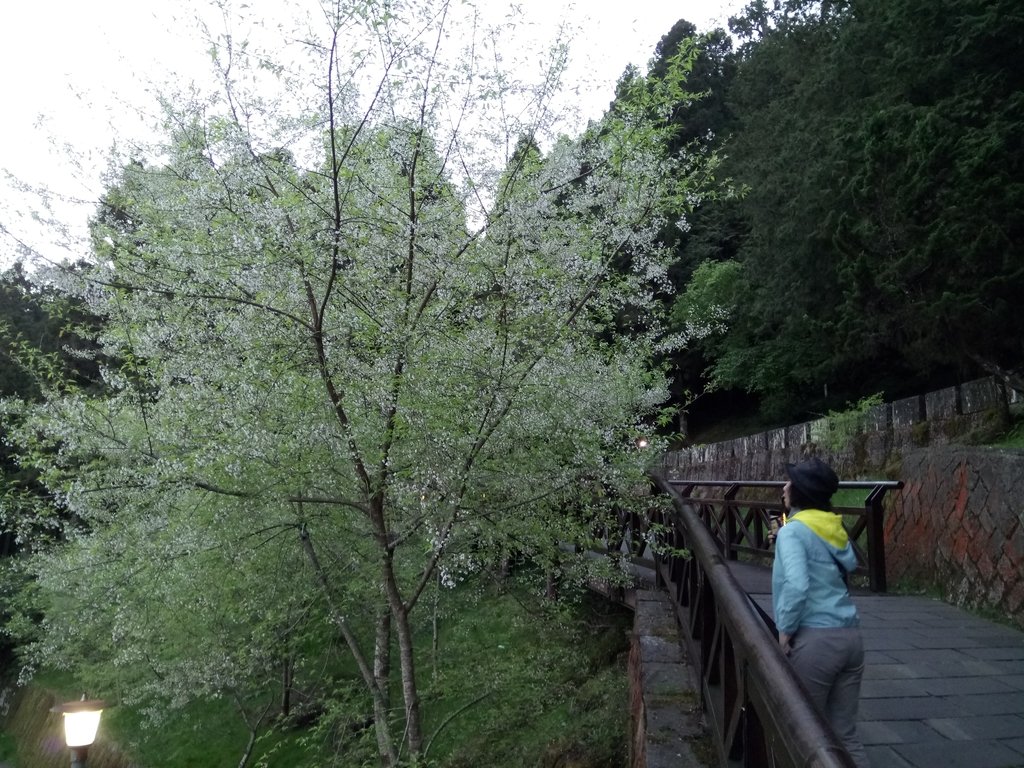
[369,494,425,759]
[545,550,560,600]
[238,727,257,768]
[299,525,398,766]
[379,544,424,758]
[372,609,394,765]
[431,571,441,678]
[281,655,293,718]
[235,695,274,768]
[374,609,392,709]
[392,602,423,757]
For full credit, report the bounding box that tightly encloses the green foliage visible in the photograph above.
[994,406,1024,449]
[1,2,718,763]
[0,732,14,761]
[671,259,742,350]
[676,0,1024,423]
[0,262,103,400]
[813,393,884,454]
[0,262,103,546]
[644,521,691,561]
[419,583,630,767]
[605,20,741,427]
[7,580,630,768]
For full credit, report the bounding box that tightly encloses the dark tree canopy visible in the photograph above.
[657,0,1024,424]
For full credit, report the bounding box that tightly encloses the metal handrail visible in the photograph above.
[649,471,859,768]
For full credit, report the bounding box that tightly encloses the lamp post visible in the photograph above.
[51,696,105,768]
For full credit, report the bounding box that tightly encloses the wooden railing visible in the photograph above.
[669,478,903,592]
[646,472,863,768]
[585,472,903,767]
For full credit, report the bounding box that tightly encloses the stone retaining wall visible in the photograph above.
[628,590,706,768]
[664,376,1013,482]
[887,447,1024,625]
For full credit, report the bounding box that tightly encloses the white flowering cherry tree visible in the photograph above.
[1,1,713,765]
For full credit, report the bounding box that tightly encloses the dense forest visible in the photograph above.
[645,0,1023,432]
[0,0,1020,765]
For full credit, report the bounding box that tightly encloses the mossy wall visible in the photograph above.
[664,377,1013,482]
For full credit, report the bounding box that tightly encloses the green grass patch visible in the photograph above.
[103,697,256,768]
[0,731,16,762]
[4,577,632,768]
[419,580,632,767]
[994,405,1024,448]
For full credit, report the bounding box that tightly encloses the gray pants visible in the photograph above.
[789,626,870,768]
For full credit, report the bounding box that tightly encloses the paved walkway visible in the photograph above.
[733,563,1024,768]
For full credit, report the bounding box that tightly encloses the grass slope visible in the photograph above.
[7,577,633,768]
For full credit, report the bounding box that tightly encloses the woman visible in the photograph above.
[772,457,870,768]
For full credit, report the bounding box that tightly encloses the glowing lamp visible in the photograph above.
[51,697,105,767]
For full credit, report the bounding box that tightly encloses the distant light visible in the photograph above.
[636,437,649,449]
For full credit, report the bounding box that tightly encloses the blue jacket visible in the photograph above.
[771,509,859,635]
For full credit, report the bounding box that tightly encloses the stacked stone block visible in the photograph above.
[628,590,705,768]
[666,377,1010,482]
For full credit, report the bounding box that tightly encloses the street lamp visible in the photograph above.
[51,696,105,768]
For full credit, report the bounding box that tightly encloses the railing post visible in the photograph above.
[742,706,769,767]
[865,485,888,592]
[724,484,740,561]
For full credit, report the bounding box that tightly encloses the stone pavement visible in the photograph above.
[736,563,1024,768]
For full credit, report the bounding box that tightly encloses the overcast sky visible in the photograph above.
[0,0,740,267]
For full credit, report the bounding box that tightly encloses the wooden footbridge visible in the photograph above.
[597,474,1024,768]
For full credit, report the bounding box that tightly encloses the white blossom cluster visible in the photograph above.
[1,0,720,736]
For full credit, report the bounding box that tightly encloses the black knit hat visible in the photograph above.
[785,457,839,509]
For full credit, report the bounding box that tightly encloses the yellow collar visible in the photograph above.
[788,509,849,548]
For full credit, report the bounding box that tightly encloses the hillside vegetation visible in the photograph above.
[1,0,1020,765]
